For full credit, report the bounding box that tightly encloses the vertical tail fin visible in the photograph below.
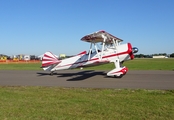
[42,52,61,68]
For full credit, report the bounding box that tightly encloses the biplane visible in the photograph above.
[41,30,138,78]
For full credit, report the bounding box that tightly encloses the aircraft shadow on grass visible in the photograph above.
[37,70,107,81]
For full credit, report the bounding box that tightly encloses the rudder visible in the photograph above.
[42,52,61,69]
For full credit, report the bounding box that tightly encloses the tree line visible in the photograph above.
[135,53,174,58]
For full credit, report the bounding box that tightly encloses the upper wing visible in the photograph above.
[81,30,123,43]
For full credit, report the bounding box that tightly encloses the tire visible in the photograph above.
[50,72,54,76]
[114,74,123,78]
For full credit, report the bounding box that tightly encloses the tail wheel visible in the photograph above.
[50,72,54,76]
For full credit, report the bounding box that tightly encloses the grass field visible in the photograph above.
[0,62,42,70]
[0,58,174,119]
[87,58,174,70]
[0,87,174,120]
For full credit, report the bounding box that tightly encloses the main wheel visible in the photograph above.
[114,74,123,78]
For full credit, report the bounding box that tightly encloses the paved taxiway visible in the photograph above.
[0,70,174,89]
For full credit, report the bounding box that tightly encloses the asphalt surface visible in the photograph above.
[0,70,174,90]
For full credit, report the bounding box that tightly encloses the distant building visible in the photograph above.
[59,54,66,59]
[24,55,30,61]
[152,55,166,58]
[38,54,44,60]
[11,54,31,61]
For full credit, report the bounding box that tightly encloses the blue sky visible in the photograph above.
[0,0,174,56]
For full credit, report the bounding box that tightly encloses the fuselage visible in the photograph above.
[51,43,134,71]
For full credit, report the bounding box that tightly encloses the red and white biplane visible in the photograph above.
[41,30,138,78]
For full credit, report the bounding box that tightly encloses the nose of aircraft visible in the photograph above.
[132,47,138,53]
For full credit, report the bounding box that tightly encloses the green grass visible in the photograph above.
[0,58,174,70]
[0,87,174,120]
[0,63,42,70]
[83,58,174,70]
[124,58,174,70]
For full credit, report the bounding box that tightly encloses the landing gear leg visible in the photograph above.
[107,59,128,78]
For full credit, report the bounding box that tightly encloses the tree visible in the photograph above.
[134,54,146,58]
[170,53,174,57]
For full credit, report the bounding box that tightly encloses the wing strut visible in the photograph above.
[100,35,106,60]
[88,42,93,60]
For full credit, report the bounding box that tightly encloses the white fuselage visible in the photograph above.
[50,43,133,72]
